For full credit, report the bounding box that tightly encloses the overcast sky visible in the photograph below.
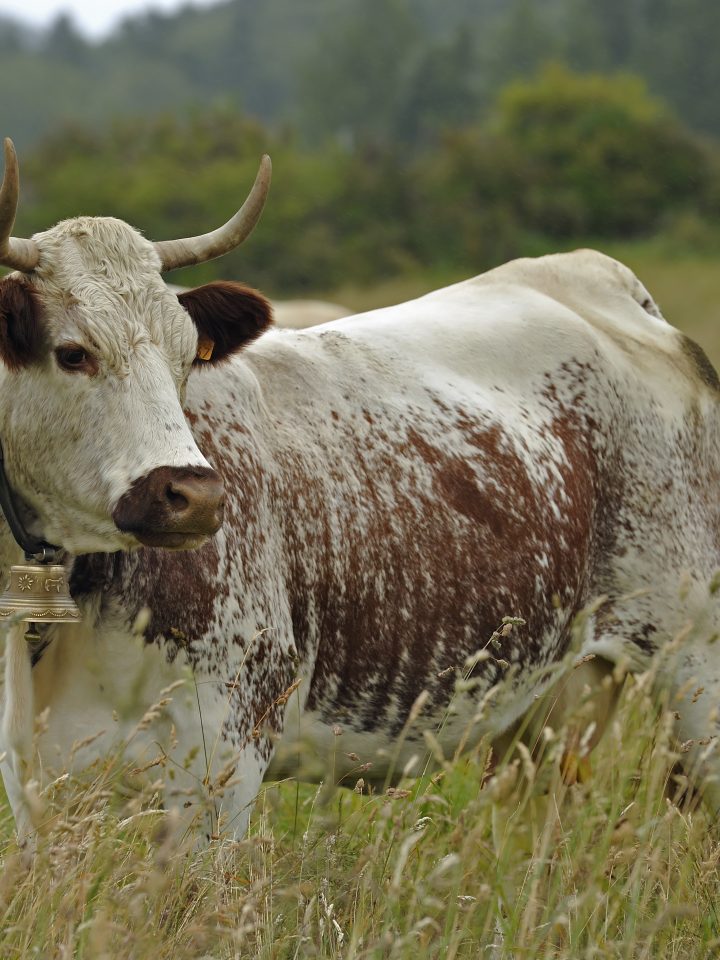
[0,0,220,37]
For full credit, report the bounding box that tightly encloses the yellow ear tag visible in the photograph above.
[196,336,215,361]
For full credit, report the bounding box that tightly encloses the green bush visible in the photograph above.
[493,64,713,236]
[10,69,720,296]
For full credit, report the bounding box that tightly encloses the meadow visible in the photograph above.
[1,247,720,958]
[1,653,718,958]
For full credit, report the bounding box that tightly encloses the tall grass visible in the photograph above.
[0,666,718,959]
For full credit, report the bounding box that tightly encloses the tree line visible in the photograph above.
[12,67,719,297]
[3,0,720,150]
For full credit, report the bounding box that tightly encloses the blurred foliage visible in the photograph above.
[4,0,720,298]
[4,0,720,150]
[12,66,718,297]
[491,65,713,237]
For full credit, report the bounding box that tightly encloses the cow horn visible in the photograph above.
[154,154,272,273]
[0,139,40,273]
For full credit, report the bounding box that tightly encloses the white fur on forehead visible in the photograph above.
[33,216,161,284]
[29,216,197,373]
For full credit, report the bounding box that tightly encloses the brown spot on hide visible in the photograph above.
[408,427,511,538]
[289,394,600,734]
[71,538,221,658]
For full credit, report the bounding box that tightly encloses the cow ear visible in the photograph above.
[0,275,47,371]
[177,281,273,365]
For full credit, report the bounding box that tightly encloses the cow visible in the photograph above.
[0,135,719,846]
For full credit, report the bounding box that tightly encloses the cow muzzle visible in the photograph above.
[112,466,225,549]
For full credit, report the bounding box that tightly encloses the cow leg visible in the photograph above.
[489,655,621,918]
[163,674,273,842]
[169,741,269,843]
[535,654,620,780]
[210,746,269,840]
[579,609,720,811]
[649,635,720,812]
[0,752,33,845]
[0,624,36,844]
[489,654,620,780]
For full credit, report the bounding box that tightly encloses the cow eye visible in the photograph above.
[55,345,96,374]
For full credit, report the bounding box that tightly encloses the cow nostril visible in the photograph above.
[114,466,225,542]
[166,483,189,512]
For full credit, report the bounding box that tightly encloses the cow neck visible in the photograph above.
[0,439,62,565]
[0,443,75,665]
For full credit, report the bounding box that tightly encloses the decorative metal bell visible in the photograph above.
[0,563,81,624]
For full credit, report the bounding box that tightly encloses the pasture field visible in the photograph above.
[2,250,720,958]
[0,661,719,958]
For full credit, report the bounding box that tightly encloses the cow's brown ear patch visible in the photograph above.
[178,281,273,365]
[0,275,47,371]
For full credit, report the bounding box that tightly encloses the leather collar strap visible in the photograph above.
[0,441,62,563]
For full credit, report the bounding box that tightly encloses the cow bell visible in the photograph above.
[0,563,81,624]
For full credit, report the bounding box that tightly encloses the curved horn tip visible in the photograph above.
[155,152,273,272]
[3,138,16,166]
[256,153,272,186]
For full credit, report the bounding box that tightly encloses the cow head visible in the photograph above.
[0,139,272,555]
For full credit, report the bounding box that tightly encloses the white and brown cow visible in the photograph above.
[1,137,719,843]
